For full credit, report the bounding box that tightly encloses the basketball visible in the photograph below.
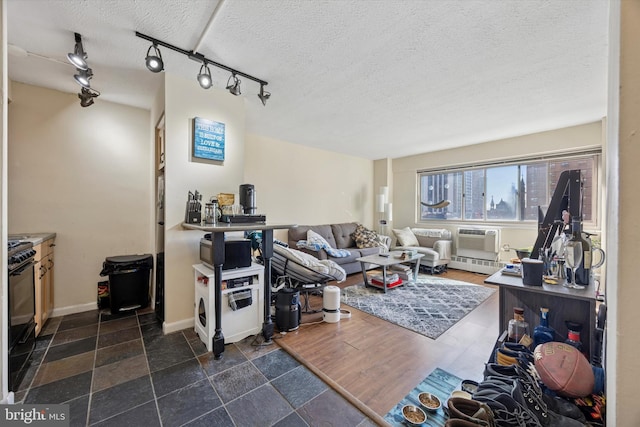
[533,342,594,398]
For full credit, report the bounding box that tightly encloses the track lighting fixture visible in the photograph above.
[145,43,164,73]
[135,32,270,104]
[78,87,100,107]
[258,84,271,106]
[68,32,99,107]
[226,73,241,96]
[67,32,88,70]
[73,68,93,88]
[197,63,213,89]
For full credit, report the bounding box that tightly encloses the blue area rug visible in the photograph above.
[340,276,496,339]
[385,368,462,426]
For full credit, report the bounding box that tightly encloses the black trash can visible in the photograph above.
[100,254,153,314]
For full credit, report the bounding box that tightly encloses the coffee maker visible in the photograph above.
[239,184,256,215]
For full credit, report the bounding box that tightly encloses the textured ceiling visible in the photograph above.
[7,0,609,160]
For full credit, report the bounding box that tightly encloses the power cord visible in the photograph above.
[298,320,325,326]
[250,333,279,350]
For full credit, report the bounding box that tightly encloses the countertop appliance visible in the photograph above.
[7,239,37,391]
[239,184,256,215]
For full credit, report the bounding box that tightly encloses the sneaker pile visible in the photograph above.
[444,340,588,426]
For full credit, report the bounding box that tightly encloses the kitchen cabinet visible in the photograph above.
[34,237,55,336]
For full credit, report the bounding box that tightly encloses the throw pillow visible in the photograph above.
[393,227,419,247]
[351,224,381,249]
[307,230,333,249]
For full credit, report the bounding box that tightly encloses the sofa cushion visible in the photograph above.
[327,251,361,264]
[289,225,337,249]
[331,223,358,249]
[306,230,332,249]
[411,228,452,247]
[415,235,439,248]
[351,224,381,249]
[357,246,381,257]
[400,246,440,263]
[393,227,420,247]
[302,230,350,258]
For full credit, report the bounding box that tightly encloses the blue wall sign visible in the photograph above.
[193,117,225,161]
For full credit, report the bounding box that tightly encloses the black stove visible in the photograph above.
[8,239,36,272]
[7,238,37,391]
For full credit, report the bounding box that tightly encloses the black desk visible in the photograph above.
[485,270,597,362]
[183,222,296,359]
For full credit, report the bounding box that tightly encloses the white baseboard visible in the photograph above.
[51,302,98,318]
[1,392,15,404]
[163,317,194,334]
[50,303,195,336]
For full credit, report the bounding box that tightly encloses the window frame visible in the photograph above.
[416,150,601,227]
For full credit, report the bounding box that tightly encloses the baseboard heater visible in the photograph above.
[450,256,506,275]
[456,228,500,261]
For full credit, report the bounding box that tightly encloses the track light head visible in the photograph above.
[226,73,241,96]
[74,68,93,88]
[145,44,164,73]
[197,63,212,89]
[67,32,88,70]
[258,84,271,106]
[78,87,100,107]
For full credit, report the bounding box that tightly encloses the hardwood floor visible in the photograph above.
[274,268,499,421]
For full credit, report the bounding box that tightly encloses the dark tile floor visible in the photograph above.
[14,308,375,427]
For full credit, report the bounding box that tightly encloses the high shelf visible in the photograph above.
[194,263,264,351]
[485,270,597,362]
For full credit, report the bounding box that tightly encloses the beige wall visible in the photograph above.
[8,83,152,310]
[389,121,603,259]
[610,1,639,424]
[244,133,374,241]
[162,73,245,327]
[1,0,7,400]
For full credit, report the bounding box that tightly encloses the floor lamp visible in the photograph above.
[377,187,389,234]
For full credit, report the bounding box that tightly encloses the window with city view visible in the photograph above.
[418,153,598,224]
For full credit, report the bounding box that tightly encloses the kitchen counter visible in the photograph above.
[9,232,56,245]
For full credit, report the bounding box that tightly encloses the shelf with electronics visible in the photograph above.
[193,263,264,351]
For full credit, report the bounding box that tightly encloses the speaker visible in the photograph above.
[275,288,300,331]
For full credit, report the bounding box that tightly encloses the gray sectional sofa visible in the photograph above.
[287,222,389,275]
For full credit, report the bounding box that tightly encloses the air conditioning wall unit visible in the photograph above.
[456,228,500,261]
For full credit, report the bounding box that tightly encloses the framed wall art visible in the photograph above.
[192,117,225,161]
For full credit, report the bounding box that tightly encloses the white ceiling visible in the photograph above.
[6,0,609,160]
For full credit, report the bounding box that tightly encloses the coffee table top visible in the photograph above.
[356,251,424,267]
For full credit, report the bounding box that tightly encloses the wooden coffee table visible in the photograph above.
[356,252,424,293]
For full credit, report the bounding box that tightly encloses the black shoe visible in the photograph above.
[473,388,542,427]
[484,363,586,423]
[511,381,585,427]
